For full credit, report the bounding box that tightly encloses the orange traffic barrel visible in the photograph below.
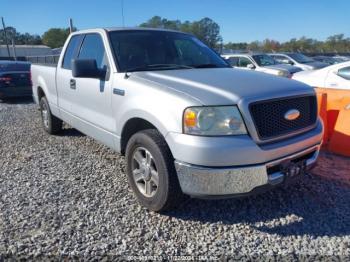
[315,88,350,145]
[328,102,350,157]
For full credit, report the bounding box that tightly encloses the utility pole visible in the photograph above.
[1,17,11,57]
[69,18,74,33]
[11,39,17,60]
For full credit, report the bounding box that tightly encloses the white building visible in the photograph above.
[0,45,53,57]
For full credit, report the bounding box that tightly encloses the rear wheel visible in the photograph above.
[125,129,184,211]
[39,96,62,134]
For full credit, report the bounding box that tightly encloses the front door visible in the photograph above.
[70,33,115,147]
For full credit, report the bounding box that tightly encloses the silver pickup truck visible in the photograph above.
[31,28,323,211]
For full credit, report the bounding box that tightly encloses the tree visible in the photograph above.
[261,39,281,52]
[0,26,42,45]
[247,41,261,51]
[42,28,71,48]
[140,16,222,48]
[224,42,248,51]
[189,18,222,49]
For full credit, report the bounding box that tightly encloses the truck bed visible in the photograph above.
[31,63,58,107]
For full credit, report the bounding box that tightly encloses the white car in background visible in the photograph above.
[222,53,302,78]
[269,53,329,71]
[333,55,350,62]
[292,61,350,89]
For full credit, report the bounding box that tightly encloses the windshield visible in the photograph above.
[252,55,276,66]
[108,30,229,72]
[288,53,314,64]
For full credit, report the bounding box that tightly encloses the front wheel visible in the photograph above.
[125,129,184,211]
[39,96,62,134]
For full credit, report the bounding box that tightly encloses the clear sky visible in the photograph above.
[1,0,349,43]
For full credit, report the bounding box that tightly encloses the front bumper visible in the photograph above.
[175,144,320,198]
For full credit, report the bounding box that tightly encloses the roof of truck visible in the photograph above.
[73,27,187,34]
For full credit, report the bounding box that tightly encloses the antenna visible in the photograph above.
[1,17,11,57]
[11,39,17,60]
[121,0,125,27]
[69,18,74,33]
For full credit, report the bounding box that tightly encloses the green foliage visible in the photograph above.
[2,21,350,54]
[0,26,42,45]
[42,28,71,48]
[140,16,222,49]
[224,34,350,53]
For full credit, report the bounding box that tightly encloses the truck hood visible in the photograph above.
[264,64,302,74]
[132,68,313,105]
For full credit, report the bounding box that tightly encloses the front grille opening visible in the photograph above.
[267,165,281,175]
[291,150,315,163]
[250,95,317,140]
[266,150,316,175]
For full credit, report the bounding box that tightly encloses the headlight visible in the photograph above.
[183,106,247,136]
[277,70,290,77]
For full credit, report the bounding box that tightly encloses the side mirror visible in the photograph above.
[247,63,255,69]
[72,59,105,79]
[283,59,293,65]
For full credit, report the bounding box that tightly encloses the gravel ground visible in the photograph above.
[0,99,349,260]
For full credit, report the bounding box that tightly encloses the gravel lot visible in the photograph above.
[0,99,349,260]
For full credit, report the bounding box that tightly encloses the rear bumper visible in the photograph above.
[0,86,32,98]
[175,144,320,198]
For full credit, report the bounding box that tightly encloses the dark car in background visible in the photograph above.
[0,61,32,100]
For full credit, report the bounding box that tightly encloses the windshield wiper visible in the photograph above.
[124,64,194,78]
[192,63,224,68]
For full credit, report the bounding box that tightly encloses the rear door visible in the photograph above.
[71,33,115,134]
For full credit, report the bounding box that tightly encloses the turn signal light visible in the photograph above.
[184,109,197,127]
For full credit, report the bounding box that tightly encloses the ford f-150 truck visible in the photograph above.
[31,28,323,211]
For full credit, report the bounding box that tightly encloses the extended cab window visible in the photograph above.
[62,35,80,69]
[78,34,108,70]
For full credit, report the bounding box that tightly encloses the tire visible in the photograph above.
[39,96,62,134]
[125,129,184,212]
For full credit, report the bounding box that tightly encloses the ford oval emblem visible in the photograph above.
[284,109,300,121]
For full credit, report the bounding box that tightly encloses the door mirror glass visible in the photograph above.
[72,59,105,79]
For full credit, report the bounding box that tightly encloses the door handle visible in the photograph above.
[70,79,76,89]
